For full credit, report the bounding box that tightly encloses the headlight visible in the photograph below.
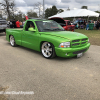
[59,42,70,48]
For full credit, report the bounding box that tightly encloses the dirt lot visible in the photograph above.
[0,32,100,100]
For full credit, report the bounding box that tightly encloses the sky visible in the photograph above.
[0,0,100,15]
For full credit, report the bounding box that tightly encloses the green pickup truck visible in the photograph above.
[6,19,90,59]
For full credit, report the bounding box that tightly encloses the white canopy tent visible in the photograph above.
[48,9,99,19]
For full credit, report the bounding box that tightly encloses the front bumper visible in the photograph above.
[55,43,90,58]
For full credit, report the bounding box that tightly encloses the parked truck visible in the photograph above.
[0,18,7,32]
[6,19,90,59]
[49,17,75,31]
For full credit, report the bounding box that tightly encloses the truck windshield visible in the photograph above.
[35,20,64,32]
[67,21,71,25]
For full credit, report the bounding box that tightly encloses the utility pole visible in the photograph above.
[43,0,44,18]
[98,4,100,11]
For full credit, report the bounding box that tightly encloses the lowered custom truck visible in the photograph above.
[6,19,90,59]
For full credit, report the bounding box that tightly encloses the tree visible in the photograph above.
[27,9,38,18]
[45,5,63,18]
[0,14,2,18]
[95,11,100,13]
[45,8,52,18]
[0,0,16,20]
[34,2,43,17]
[81,6,88,9]
[16,11,24,21]
[51,5,58,16]
[58,9,64,14]
[0,10,2,18]
[7,11,25,21]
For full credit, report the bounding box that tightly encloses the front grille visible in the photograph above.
[71,38,88,47]
[82,38,87,41]
[73,49,87,54]
[72,39,80,42]
[81,42,86,44]
[72,43,80,46]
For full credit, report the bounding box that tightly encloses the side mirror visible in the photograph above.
[28,27,36,32]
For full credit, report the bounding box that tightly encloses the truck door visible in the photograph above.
[22,21,39,50]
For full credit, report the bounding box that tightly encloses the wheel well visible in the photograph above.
[9,35,14,41]
[9,35,11,41]
[40,41,55,51]
[40,41,45,51]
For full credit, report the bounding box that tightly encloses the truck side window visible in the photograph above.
[25,21,35,31]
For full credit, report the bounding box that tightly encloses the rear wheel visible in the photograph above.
[10,35,17,47]
[41,42,56,59]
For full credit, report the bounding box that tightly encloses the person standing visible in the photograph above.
[83,20,86,29]
[86,22,89,30]
[99,20,100,30]
[16,20,20,28]
[10,20,13,28]
[96,20,99,29]
[19,21,23,28]
[23,19,26,25]
[93,21,96,30]
[12,19,16,28]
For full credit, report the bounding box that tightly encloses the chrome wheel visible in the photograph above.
[42,42,53,58]
[10,35,16,47]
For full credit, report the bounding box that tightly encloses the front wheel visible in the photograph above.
[10,35,17,47]
[41,42,56,59]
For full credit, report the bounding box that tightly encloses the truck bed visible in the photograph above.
[6,28,23,30]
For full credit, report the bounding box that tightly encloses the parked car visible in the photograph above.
[0,18,7,33]
[6,19,90,59]
[49,17,75,31]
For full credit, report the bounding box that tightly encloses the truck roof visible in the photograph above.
[27,18,47,21]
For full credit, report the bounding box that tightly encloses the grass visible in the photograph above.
[75,29,100,46]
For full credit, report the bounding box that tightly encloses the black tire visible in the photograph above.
[41,42,56,59]
[10,35,17,47]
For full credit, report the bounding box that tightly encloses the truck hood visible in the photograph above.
[43,31,88,41]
